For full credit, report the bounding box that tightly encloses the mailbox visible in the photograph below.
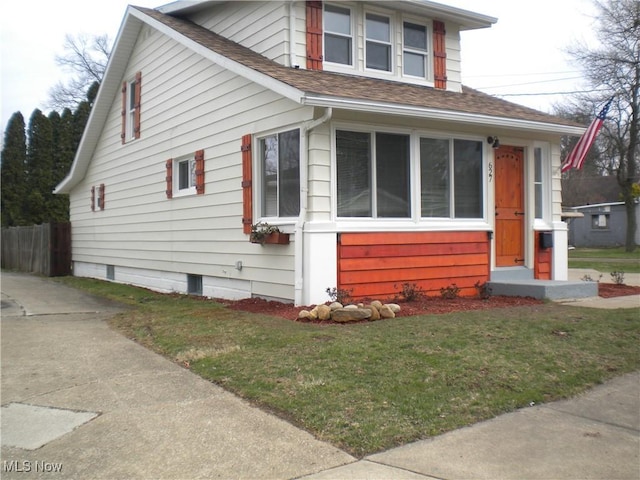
[539,231,553,249]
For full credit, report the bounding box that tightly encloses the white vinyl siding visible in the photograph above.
[68,27,313,302]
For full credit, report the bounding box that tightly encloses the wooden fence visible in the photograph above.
[1,223,71,276]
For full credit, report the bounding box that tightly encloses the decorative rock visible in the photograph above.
[371,300,383,310]
[329,302,343,311]
[344,304,358,310]
[298,310,312,320]
[366,304,381,321]
[309,307,319,320]
[386,303,401,313]
[317,304,332,321]
[331,308,372,323]
[379,305,396,319]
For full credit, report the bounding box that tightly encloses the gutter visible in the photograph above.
[301,95,586,136]
[294,107,332,306]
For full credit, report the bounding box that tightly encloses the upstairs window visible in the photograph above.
[176,155,196,193]
[366,13,392,72]
[324,4,352,66]
[403,21,428,78]
[260,129,300,218]
[121,72,141,143]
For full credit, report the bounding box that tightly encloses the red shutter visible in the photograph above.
[91,186,95,211]
[99,184,105,210]
[241,135,253,234]
[195,149,205,195]
[433,20,447,90]
[121,81,127,144]
[306,1,323,71]
[166,159,173,199]
[134,71,142,139]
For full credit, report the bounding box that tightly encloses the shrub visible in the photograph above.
[440,284,460,299]
[474,281,492,300]
[325,287,353,304]
[610,271,625,285]
[581,273,603,283]
[395,282,425,301]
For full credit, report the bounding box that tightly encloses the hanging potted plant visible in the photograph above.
[250,222,290,245]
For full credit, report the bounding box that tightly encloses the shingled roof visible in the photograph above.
[136,6,583,130]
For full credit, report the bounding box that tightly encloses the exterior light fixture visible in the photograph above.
[487,136,500,149]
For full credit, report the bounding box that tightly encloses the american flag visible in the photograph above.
[561,98,613,172]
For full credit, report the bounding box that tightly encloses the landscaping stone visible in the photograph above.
[379,305,396,319]
[296,300,400,323]
[366,304,381,321]
[331,308,372,323]
[317,304,332,321]
[387,303,401,314]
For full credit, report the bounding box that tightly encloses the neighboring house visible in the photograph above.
[567,202,640,248]
[55,0,585,305]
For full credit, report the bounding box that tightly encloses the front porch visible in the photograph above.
[488,268,597,300]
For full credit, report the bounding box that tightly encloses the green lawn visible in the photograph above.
[57,277,640,457]
[569,247,640,273]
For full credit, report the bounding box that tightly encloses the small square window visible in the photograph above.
[591,214,609,229]
[106,265,115,281]
[174,155,196,194]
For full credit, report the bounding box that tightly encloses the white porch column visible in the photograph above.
[552,221,569,281]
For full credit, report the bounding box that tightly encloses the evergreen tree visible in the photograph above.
[49,109,74,222]
[1,112,27,226]
[25,109,54,224]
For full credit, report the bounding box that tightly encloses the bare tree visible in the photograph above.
[47,34,111,111]
[564,0,640,252]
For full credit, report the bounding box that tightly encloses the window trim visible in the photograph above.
[402,18,430,80]
[255,127,302,222]
[172,154,197,197]
[532,142,552,229]
[331,123,489,227]
[323,2,355,69]
[364,11,394,74]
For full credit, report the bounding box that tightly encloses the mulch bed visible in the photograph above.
[218,283,639,321]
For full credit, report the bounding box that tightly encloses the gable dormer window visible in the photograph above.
[403,21,428,79]
[324,4,353,66]
[365,13,392,72]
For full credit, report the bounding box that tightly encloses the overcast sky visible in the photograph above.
[0,0,597,137]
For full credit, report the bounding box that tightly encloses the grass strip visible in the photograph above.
[58,277,640,457]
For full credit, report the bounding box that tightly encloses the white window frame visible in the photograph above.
[173,154,197,197]
[364,10,394,74]
[323,3,355,70]
[255,127,302,222]
[532,142,552,229]
[402,18,430,80]
[126,78,137,141]
[331,123,489,230]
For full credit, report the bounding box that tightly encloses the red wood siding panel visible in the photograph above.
[338,231,490,299]
[534,232,552,280]
[99,184,105,210]
[165,159,173,199]
[433,20,447,90]
[306,1,323,71]
[241,135,253,234]
[195,149,205,195]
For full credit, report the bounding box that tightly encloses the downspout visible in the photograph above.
[288,1,298,68]
[295,107,333,306]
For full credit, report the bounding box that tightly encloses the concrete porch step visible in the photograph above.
[488,279,598,300]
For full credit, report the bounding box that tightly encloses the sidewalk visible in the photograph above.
[1,272,639,479]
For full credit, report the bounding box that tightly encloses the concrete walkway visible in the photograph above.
[1,271,639,479]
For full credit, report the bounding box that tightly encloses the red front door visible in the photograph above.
[495,146,525,267]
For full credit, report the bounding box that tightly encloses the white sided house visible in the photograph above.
[55,0,590,305]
